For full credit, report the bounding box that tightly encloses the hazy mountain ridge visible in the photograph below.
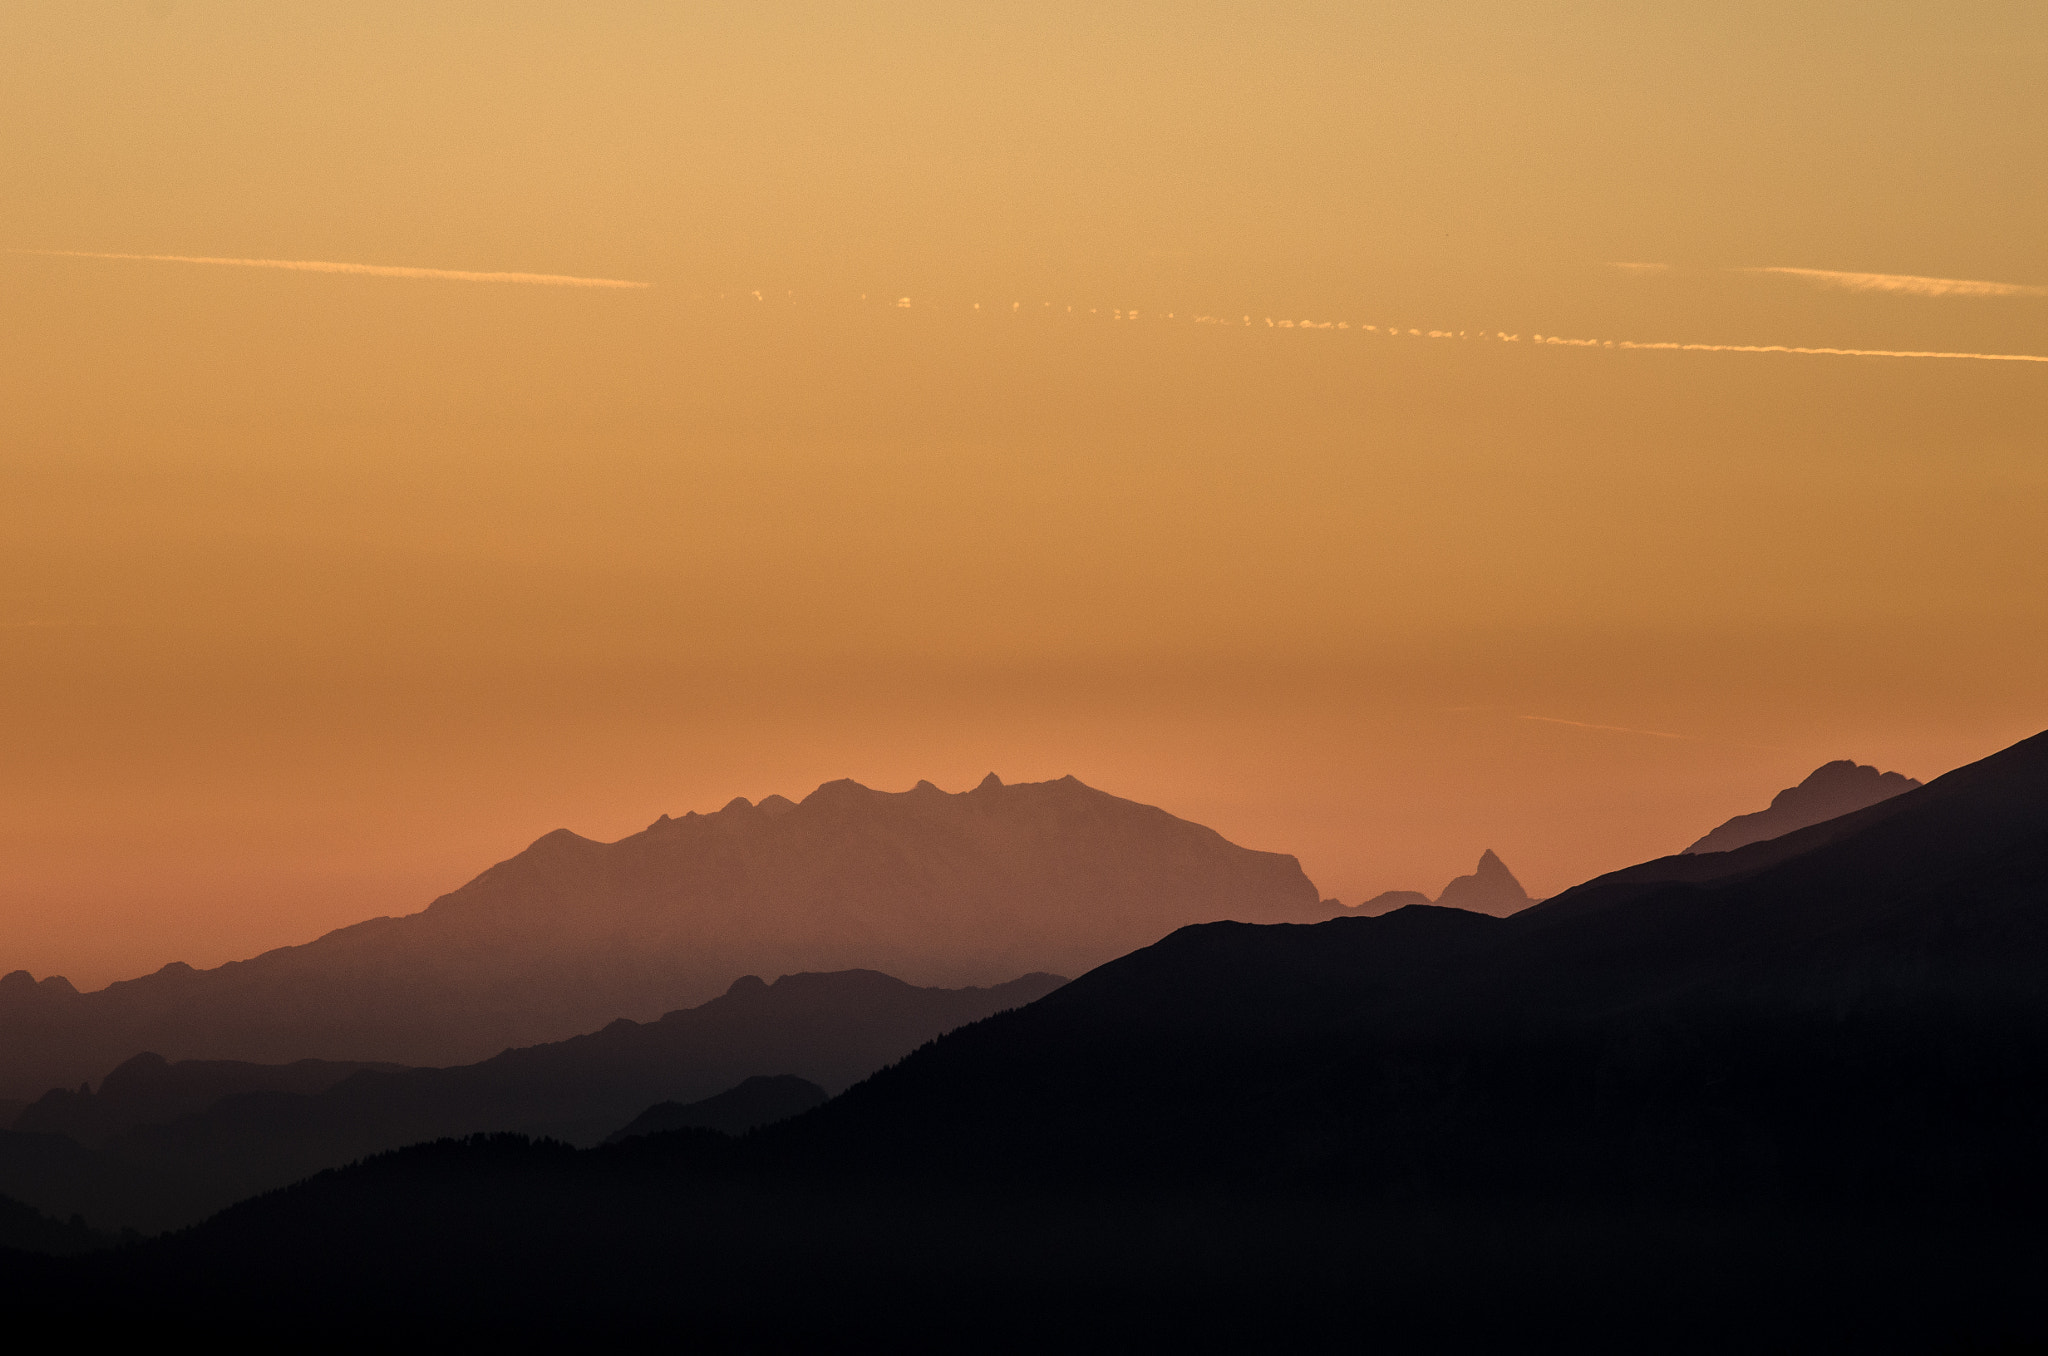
[1358,847,1533,916]
[0,773,1315,1097]
[604,1075,827,1142]
[0,968,1062,1234]
[12,1055,407,1145]
[1685,759,1920,855]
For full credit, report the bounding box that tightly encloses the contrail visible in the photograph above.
[1739,266,2047,299]
[1535,334,2048,364]
[9,249,651,289]
[1520,715,1693,741]
[846,291,2048,364]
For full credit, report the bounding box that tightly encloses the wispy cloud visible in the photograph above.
[9,249,651,290]
[1607,262,1670,274]
[1740,266,2046,299]
[1520,715,1693,741]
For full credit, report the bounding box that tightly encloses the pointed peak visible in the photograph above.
[721,796,755,813]
[1434,850,1533,914]
[910,779,944,795]
[975,772,1003,792]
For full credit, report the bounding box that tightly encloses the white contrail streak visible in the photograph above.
[1520,715,1693,741]
[1532,334,2048,364]
[1740,266,2047,299]
[9,249,651,289]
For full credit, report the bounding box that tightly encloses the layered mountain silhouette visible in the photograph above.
[10,1055,405,1145]
[18,728,2045,1347]
[0,774,1317,1097]
[604,1075,825,1142]
[1358,847,1532,915]
[0,968,1057,1234]
[1685,758,1920,854]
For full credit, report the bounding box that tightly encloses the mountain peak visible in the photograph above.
[975,773,1003,792]
[1435,850,1533,915]
[801,778,875,806]
[1358,850,1533,917]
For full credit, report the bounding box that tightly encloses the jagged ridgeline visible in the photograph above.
[0,775,1326,1097]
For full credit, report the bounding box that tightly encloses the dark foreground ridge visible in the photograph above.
[4,729,2047,1348]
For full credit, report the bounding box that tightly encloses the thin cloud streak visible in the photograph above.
[10,249,651,290]
[1741,266,2047,299]
[1520,715,1693,741]
[1530,333,2048,363]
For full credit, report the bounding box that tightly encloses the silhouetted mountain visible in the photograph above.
[1358,849,1532,915]
[0,775,1314,1097]
[16,729,2045,1347]
[1433,848,1531,912]
[0,969,1060,1234]
[1355,887,1431,911]
[0,1193,111,1256]
[605,1075,826,1142]
[14,1054,406,1146]
[1685,758,1920,854]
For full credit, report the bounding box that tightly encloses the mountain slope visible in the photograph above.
[0,774,1315,1096]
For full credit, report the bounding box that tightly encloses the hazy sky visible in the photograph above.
[4,1,2045,986]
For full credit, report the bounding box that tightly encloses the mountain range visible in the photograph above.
[0,774,1318,1098]
[1358,846,1534,914]
[5,728,2042,1347]
[0,968,1059,1234]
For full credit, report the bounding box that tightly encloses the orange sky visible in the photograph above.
[3,2,2045,987]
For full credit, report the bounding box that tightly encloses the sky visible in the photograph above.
[3,1,2045,987]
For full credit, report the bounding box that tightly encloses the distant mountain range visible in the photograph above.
[1358,847,1533,915]
[0,968,1058,1234]
[15,727,2039,1346]
[1685,758,1920,854]
[1352,758,1921,915]
[605,1075,827,1142]
[0,774,1318,1097]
